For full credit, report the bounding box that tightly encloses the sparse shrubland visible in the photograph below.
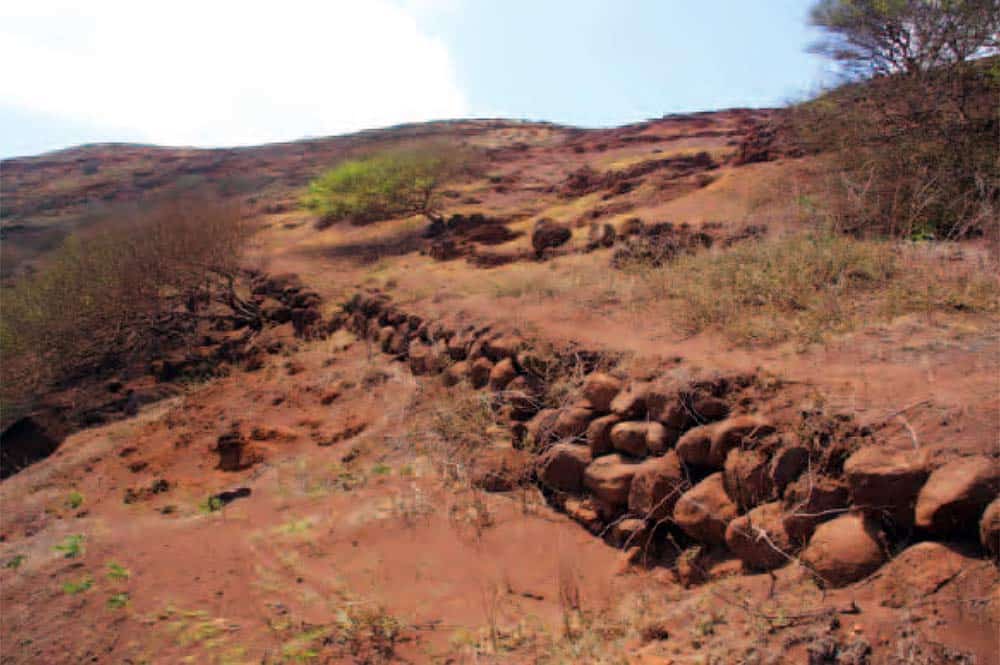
[302,143,477,228]
[0,191,249,415]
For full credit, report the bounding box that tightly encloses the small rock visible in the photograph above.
[525,409,560,449]
[610,382,650,419]
[770,444,810,494]
[468,357,494,389]
[554,405,596,441]
[470,447,533,492]
[532,219,572,257]
[782,473,850,543]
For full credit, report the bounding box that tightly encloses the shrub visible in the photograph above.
[0,191,248,416]
[302,143,474,227]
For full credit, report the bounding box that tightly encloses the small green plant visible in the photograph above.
[53,534,84,559]
[106,562,130,581]
[372,462,392,476]
[62,575,94,594]
[65,491,84,510]
[107,592,130,609]
[4,554,26,570]
[198,496,224,514]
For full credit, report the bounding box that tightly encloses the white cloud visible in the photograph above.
[0,0,468,147]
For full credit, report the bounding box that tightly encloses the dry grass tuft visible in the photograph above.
[635,232,998,347]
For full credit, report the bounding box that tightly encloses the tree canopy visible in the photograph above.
[809,0,1000,77]
[302,145,472,226]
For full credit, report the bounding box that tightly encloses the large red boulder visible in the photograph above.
[673,473,739,546]
[610,421,667,457]
[628,452,688,520]
[782,474,850,543]
[536,443,592,493]
[553,405,596,441]
[723,447,773,511]
[675,424,716,467]
[844,446,928,527]
[487,357,519,391]
[581,372,623,413]
[707,415,774,467]
[725,502,796,571]
[585,414,622,457]
[583,454,640,508]
[801,513,887,588]
[914,456,999,537]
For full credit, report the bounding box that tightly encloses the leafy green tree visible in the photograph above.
[302,144,471,227]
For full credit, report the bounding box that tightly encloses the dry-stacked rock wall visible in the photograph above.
[340,290,999,588]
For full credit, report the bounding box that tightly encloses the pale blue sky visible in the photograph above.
[0,1,827,159]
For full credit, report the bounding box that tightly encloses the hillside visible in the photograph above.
[1,107,998,665]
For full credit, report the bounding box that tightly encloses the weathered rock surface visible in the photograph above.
[583,453,640,508]
[673,472,738,546]
[628,451,687,520]
[581,372,623,413]
[707,415,774,467]
[536,443,592,493]
[487,357,519,391]
[782,474,850,543]
[914,455,999,537]
[801,513,886,588]
[585,414,622,457]
[724,447,773,511]
[610,421,667,457]
[554,405,596,441]
[531,219,571,257]
[725,502,796,571]
[843,446,928,527]
[675,424,716,467]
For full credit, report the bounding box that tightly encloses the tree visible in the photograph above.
[302,144,473,228]
[809,0,1000,78]
[798,1,999,238]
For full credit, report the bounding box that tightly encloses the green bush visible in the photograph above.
[302,144,472,226]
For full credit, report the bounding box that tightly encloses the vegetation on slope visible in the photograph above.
[301,143,476,228]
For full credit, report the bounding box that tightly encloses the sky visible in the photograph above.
[0,0,828,159]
